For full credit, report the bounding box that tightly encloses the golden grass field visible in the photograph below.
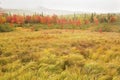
[0,29,120,80]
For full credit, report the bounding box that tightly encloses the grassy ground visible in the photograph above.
[14,22,120,32]
[0,29,120,80]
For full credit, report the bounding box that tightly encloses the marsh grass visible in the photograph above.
[0,30,120,80]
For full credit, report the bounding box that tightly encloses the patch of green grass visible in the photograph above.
[0,24,14,32]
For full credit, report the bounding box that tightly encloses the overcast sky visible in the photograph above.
[0,0,120,13]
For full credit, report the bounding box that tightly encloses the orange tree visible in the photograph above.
[0,16,6,24]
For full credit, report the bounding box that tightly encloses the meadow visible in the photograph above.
[0,29,120,80]
[0,13,120,80]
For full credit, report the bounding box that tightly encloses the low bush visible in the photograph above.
[94,25,112,32]
[0,24,14,32]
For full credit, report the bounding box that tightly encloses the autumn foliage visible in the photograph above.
[110,16,117,23]
[0,16,6,24]
[0,13,118,27]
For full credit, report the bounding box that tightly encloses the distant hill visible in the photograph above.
[0,7,33,15]
[31,6,80,15]
[0,7,5,13]
[4,9,35,15]
[0,7,82,15]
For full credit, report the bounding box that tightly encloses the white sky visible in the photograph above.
[0,0,120,13]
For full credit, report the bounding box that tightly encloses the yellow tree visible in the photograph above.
[0,16,6,24]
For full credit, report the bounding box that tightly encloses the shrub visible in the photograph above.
[94,24,112,32]
[118,29,120,33]
[34,26,40,31]
[117,67,120,75]
[98,75,113,80]
[83,62,105,74]
[101,26,112,32]
[0,24,14,32]
[0,58,8,65]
